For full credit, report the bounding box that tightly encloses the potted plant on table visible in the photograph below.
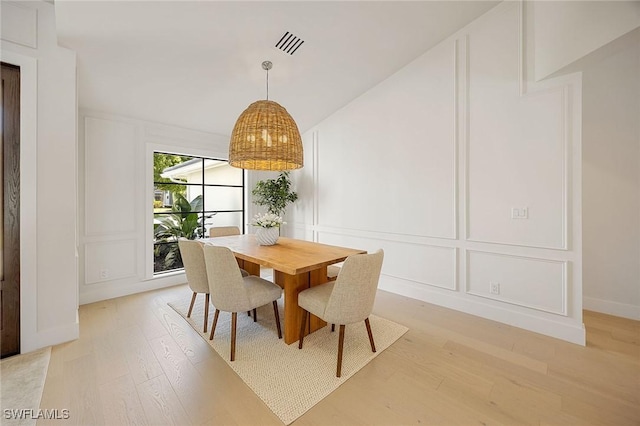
[252,171,298,216]
[250,212,285,246]
[251,171,298,243]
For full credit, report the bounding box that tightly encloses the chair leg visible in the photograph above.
[209,309,220,340]
[365,318,376,353]
[331,324,335,332]
[273,301,282,339]
[187,292,197,317]
[203,293,210,333]
[247,311,251,317]
[298,310,308,349]
[253,308,257,322]
[337,325,346,377]
[230,312,237,362]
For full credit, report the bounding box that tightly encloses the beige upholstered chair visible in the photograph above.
[203,245,283,361]
[179,238,249,333]
[327,264,341,281]
[207,225,257,319]
[178,238,211,333]
[209,226,241,237]
[298,250,384,377]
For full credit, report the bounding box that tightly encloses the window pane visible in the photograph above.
[185,187,203,207]
[154,153,195,184]
[154,212,205,241]
[204,186,243,211]
[204,211,244,235]
[153,151,245,276]
[203,160,243,185]
[153,241,183,274]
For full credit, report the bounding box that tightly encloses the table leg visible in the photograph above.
[274,267,329,344]
[274,270,309,345]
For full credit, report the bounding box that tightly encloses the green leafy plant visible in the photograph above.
[154,194,205,240]
[252,171,298,216]
[153,194,209,272]
[153,153,191,195]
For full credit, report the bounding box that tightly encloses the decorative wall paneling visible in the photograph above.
[1,1,80,352]
[84,117,138,236]
[79,110,231,304]
[314,36,457,240]
[318,231,457,291]
[466,250,567,315]
[85,239,137,284]
[465,3,569,250]
[0,2,38,49]
[290,1,584,344]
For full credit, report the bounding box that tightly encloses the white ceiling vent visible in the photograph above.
[275,31,304,55]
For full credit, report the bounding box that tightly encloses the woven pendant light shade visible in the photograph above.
[228,100,304,170]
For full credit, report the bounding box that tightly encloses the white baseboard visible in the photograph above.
[583,296,640,320]
[379,275,586,346]
[79,273,187,305]
[21,322,79,354]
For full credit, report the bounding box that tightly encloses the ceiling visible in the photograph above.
[55,1,499,136]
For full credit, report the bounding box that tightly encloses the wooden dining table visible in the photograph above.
[201,234,366,344]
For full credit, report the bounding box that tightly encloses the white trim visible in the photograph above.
[452,39,460,241]
[79,274,186,306]
[22,323,78,354]
[379,274,585,345]
[465,249,568,316]
[83,116,138,237]
[583,297,640,321]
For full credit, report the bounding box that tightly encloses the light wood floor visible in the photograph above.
[38,284,639,425]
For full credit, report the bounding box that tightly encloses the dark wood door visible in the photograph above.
[1,62,20,358]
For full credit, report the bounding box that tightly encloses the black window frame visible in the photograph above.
[153,152,245,275]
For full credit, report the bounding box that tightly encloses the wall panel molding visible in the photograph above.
[84,239,138,285]
[84,116,138,236]
[466,249,567,315]
[317,229,458,291]
[464,2,570,250]
[452,38,460,240]
[1,2,38,48]
[316,40,459,241]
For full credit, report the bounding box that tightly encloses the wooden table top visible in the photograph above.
[201,234,366,276]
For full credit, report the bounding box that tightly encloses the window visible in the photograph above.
[153,152,244,274]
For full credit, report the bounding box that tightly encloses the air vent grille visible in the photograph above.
[275,31,304,55]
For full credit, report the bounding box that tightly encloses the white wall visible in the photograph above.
[582,29,640,320]
[533,1,640,80]
[1,1,79,352]
[288,1,586,344]
[78,110,239,304]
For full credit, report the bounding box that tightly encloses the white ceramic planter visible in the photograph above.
[255,226,279,246]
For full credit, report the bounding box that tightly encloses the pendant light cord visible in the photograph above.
[262,60,273,101]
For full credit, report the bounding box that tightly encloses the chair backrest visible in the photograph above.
[323,250,384,324]
[203,245,250,312]
[209,226,241,237]
[177,238,209,294]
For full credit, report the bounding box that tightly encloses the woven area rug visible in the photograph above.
[168,295,408,424]
[0,347,51,426]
